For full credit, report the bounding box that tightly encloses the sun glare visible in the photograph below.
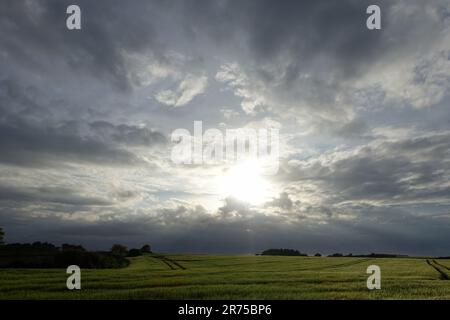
[217,159,273,205]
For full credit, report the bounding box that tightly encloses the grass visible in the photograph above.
[1,254,450,299]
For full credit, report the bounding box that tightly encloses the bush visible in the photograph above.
[111,244,128,257]
[328,253,343,257]
[314,253,322,257]
[141,244,152,253]
[127,249,142,257]
[62,244,86,252]
[55,251,129,268]
[0,243,59,256]
[0,242,130,269]
[261,249,307,256]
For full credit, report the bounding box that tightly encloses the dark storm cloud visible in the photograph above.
[184,0,388,75]
[0,0,406,92]
[1,0,445,117]
[265,192,294,210]
[0,185,112,206]
[218,197,250,216]
[181,0,391,115]
[0,117,144,167]
[281,132,450,205]
[89,121,166,147]
[0,79,48,120]
[0,76,166,167]
[182,0,448,118]
[2,203,450,256]
[0,0,161,90]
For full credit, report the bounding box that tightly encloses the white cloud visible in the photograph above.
[155,74,208,107]
[215,63,266,114]
[353,2,450,109]
[124,51,209,107]
[220,108,240,120]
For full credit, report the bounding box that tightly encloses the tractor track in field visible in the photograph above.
[433,260,450,271]
[426,259,450,280]
[309,258,374,271]
[148,256,372,272]
[151,255,186,270]
[208,257,375,271]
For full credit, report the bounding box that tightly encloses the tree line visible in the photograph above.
[0,227,152,269]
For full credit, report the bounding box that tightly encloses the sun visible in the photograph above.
[217,159,273,205]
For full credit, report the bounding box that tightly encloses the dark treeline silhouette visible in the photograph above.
[258,250,412,258]
[127,248,142,257]
[97,244,152,258]
[62,244,85,252]
[260,248,308,256]
[328,253,409,258]
[0,237,153,269]
[328,253,344,257]
[0,227,4,245]
[111,244,128,257]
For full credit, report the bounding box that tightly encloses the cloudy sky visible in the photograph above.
[1,0,450,255]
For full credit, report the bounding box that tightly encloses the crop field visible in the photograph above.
[0,254,450,299]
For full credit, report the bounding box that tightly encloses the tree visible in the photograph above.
[111,244,128,257]
[141,244,152,253]
[0,227,4,245]
[127,249,142,257]
[314,253,322,257]
[62,244,86,252]
[328,253,343,257]
[261,248,307,256]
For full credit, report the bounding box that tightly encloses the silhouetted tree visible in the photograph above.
[31,241,57,250]
[111,244,128,257]
[62,244,86,252]
[141,244,152,253]
[0,240,129,269]
[127,249,142,257]
[0,227,4,245]
[261,248,307,256]
[328,253,343,257]
[314,253,321,257]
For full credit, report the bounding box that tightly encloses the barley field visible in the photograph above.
[1,254,449,299]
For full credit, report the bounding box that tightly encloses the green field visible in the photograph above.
[1,254,450,299]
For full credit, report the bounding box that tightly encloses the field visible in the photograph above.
[1,254,450,299]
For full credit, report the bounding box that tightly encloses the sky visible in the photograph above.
[1,0,450,255]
